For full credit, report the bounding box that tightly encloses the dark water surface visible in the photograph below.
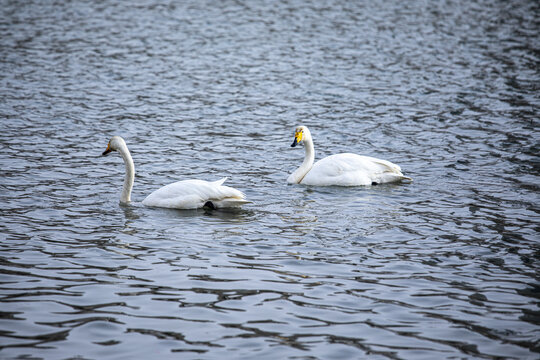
[1,0,539,359]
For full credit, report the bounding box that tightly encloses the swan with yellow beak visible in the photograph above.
[287,126,412,186]
[102,136,248,209]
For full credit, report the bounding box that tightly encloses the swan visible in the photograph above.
[102,136,248,209]
[287,126,412,186]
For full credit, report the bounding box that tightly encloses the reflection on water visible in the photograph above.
[1,0,539,359]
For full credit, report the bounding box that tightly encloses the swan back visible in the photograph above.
[142,177,247,209]
[302,153,408,186]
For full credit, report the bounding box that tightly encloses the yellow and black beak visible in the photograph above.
[102,143,112,156]
[291,131,303,147]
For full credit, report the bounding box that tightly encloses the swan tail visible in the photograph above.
[375,172,412,184]
[213,198,251,208]
[391,173,413,182]
[379,161,412,182]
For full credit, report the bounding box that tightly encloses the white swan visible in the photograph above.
[102,136,248,209]
[287,126,412,186]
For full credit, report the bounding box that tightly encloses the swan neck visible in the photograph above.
[289,138,315,184]
[118,143,134,203]
[302,138,315,170]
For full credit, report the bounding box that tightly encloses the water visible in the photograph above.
[1,0,539,358]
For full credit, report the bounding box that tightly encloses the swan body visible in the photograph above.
[102,136,248,209]
[141,178,247,209]
[287,126,412,186]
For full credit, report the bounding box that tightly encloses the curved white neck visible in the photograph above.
[118,143,134,203]
[288,138,314,184]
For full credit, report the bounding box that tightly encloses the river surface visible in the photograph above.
[1,0,539,359]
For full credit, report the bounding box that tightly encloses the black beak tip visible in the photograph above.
[102,149,111,156]
[291,139,298,147]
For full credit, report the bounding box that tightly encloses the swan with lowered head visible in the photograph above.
[102,136,248,209]
[287,126,412,186]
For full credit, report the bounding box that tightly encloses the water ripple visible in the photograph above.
[1,0,539,359]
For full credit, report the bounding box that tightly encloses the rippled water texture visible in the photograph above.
[1,0,539,359]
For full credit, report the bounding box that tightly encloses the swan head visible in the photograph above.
[102,136,127,156]
[290,125,312,147]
